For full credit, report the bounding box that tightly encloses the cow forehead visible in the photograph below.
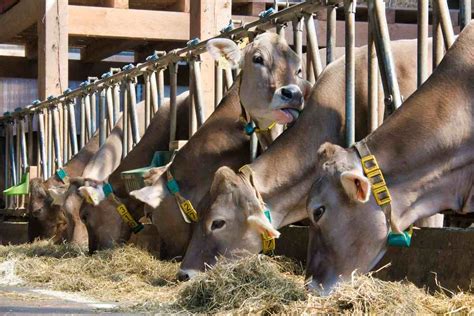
[252,33,299,65]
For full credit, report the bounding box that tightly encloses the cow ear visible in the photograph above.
[247,214,281,239]
[143,165,169,186]
[206,38,241,68]
[130,177,168,209]
[78,184,105,206]
[340,171,371,203]
[48,186,68,206]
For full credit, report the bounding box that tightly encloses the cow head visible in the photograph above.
[305,143,389,294]
[28,178,67,242]
[207,33,312,128]
[177,166,280,281]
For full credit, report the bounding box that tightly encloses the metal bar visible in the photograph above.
[113,84,121,124]
[292,17,303,61]
[144,73,151,128]
[368,4,378,132]
[435,0,455,49]
[326,5,337,65]
[305,12,323,80]
[51,106,63,169]
[27,113,33,166]
[127,79,141,145]
[15,119,20,185]
[158,68,165,109]
[215,62,223,107]
[46,108,52,177]
[62,103,69,164]
[67,100,79,156]
[370,0,402,112]
[192,59,206,128]
[90,92,97,135]
[432,1,445,70]
[169,62,178,143]
[37,112,48,180]
[105,86,114,133]
[80,96,86,149]
[122,84,129,158]
[3,122,9,207]
[417,0,428,88]
[460,0,472,30]
[344,0,356,147]
[189,60,197,137]
[19,117,28,171]
[99,89,106,146]
[150,71,159,114]
[250,130,258,162]
[224,66,234,91]
[84,94,92,141]
[306,47,315,84]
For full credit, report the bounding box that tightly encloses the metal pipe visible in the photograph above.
[19,117,28,171]
[192,59,206,128]
[3,122,9,206]
[51,106,63,169]
[435,0,455,49]
[105,87,114,133]
[122,84,129,158]
[305,12,323,80]
[84,94,92,142]
[158,68,165,109]
[113,84,120,124]
[344,0,356,147]
[127,79,141,145]
[326,5,337,65]
[432,1,445,70]
[144,73,151,128]
[67,100,79,155]
[27,113,33,166]
[306,48,315,84]
[37,112,48,180]
[169,63,178,143]
[90,92,97,135]
[62,103,69,164]
[250,131,258,162]
[292,17,304,61]
[460,0,472,30]
[46,108,52,177]
[15,119,20,185]
[215,62,223,107]
[417,0,428,88]
[189,60,197,137]
[99,89,106,146]
[224,66,234,91]
[370,0,402,113]
[150,71,159,114]
[368,3,378,132]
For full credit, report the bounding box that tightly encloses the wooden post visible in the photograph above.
[38,0,68,100]
[190,0,231,120]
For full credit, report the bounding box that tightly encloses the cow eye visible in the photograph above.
[296,68,302,76]
[312,206,325,222]
[211,219,226,231]
[252,55,264,65]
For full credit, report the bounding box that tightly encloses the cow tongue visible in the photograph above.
[281,108,300,122]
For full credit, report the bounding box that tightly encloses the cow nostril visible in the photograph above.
[281,87,294,100]
[177,269,190,282]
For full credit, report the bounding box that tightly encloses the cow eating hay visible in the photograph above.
[0,242,472,313]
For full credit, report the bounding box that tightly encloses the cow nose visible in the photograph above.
[281,87,294,100]
[177,269,190,282]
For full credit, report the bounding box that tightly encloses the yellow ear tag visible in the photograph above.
[179,200,199,222]
[261,231,275,254]
[218,56,230,69]
[238,37,249,49]
[85,190,100,205]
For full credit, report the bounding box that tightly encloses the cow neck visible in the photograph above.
[360,37,474,231]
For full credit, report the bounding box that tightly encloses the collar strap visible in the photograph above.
[102,183,144,234]
[55,168,69,184]
[238,164,275,254]
[354,141,412,247]
[166,169,198,223]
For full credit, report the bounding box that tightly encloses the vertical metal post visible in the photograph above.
[19,116,28,172]
[113,84,121,125]
[292,17,304,61]
[62,102,69,164]
[435,0,455,49]
[127,79,141,145]
[14,119,20,185]
[224,66,234,91]
[370,0,402,112]
[158,68,165,109]
[326,5,337,65]
[215,62,223,108]
[122,83,129,158]
[307,50,315,84]
[80,96,86,149]
[189,60,197,137]
[90,92,97,135]
[84,94,92,142]
[305,13,323,80]
[5,122,11,207]
[169,63,178,144]
[27,113,33,166]
[432,1,445,70]
[460,0,472,30]
[37,111,48,180]
[417,0,429,88]
[99,89,106,146]
[150,71,159,114]
[192,59,206,128]
[67,99,79,156]
[345,0,356,147]
[144,73,151,128]
[105,86,114,133]
[51,106,63,169]
[46,108,53,177]
[368,3,378,131]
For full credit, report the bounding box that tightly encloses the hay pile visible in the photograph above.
[0,241,473,314]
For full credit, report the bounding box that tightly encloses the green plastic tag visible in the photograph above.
[387,231,412,247]
[263,209,272,223]
[102,183,114,197]
[167,179,180,194]
[56,169,68,181]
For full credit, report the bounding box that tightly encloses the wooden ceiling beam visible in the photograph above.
[0,0,40,42]
[68,5,190,41]
[81,39,140,62]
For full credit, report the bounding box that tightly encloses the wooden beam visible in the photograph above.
[38,0,69,99]
[0,0,40,43]
[171,0,190,12]
[190,0,231,119]
[25,41,37,60]
[81,39,139,62]
[101,0,129,8]
[68,6,190,41]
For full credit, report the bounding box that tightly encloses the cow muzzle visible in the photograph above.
[176,268,200,282]
[271,84,304,124]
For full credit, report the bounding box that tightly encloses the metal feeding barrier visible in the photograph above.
[0,0,471,213]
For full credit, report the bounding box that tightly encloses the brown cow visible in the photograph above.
[178,38,438,280]
[305,23,474,293]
